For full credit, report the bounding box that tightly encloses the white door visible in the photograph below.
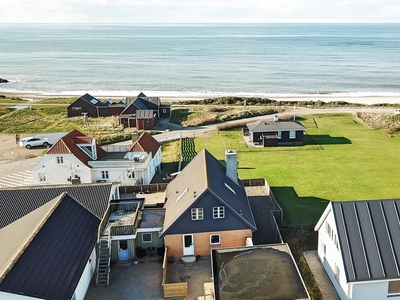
[183,234,194,256]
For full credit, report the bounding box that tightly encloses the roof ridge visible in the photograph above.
[0,193,66,283]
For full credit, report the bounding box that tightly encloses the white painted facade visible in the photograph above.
[0,247,97,300]
[32,146,162,186]
[316,203,400,300]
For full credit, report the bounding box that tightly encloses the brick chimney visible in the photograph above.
[225,150,238,184]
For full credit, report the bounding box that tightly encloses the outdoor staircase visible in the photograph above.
[96,237,111,286]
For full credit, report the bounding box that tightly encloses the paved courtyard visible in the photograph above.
[86,255,212,300]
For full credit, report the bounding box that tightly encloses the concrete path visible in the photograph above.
[303,250,340,300]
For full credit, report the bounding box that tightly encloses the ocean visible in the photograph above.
[1,23,400,98]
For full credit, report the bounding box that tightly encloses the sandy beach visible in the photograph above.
[1,90,400,105]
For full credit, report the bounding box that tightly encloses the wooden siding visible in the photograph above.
[252,130,304,146]
[136,231,164,249]
[162,246,188,298]
[110,238,136,262]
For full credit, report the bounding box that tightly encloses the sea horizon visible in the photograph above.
[1,23,400,101]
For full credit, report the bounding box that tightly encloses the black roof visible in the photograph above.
[0,183,113,229]
[80,93,106,106]
[0,193,100,300]
[332,199,400,282]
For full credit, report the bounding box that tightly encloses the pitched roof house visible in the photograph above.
[315,199,400,300]
[245,115,306,147]
[0,193,100,300]
[0,183,115,229]
[119,92,171,129]
[67,93,125,118]
[161,149,256,257]
[32,130,161,185]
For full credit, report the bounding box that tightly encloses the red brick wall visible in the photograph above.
[165,229,252,257]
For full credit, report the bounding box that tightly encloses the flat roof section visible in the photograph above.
[212,244,310,300]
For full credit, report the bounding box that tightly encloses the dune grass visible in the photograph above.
[194,113,400,227]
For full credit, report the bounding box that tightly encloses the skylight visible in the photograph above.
[176,188,188,202]
[90,98,98,104]
[225,183,236,195]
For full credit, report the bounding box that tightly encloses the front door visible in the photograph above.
[118,240,130,261]
[183,234,194,256]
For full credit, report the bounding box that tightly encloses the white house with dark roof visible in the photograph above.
[32,130,161,185]
[0,193,100,300]
[245,115,306,147]
[315,199,400,300]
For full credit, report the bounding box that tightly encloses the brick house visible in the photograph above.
[160,149,257,257]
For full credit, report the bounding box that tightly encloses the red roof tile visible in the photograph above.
[46,129,106,167]
[128,132,160,157]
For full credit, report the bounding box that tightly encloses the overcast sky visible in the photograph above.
[1,0,399,23]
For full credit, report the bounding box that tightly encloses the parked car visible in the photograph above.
[19,136,51,149]
[395,109,400,115]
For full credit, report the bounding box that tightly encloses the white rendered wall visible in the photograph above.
[32,154,91,185]
[317,207,348,300]
[73,247,97,300]
[351,280,400,300]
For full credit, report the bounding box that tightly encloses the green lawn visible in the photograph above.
[194,113,400,227]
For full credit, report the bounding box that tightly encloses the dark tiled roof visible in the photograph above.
[128,132,161,157]
[332,199,400,282]
[247,120,306,132]
[161,149,256,236]
[0,183,113,229]
[137,92,147,98]
[46,129,107,167]
[0,193,100,300]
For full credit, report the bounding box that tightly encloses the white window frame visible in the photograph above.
[277,131,281,139]
[334,264,340,281]
[101,171,109,179]
[213,206,225,219]
[57,156,64,164]
[210,234,221,245]
[289,130,296,139]
[163,109,166,113]
[142,233,152,243]
[191,208,203,220]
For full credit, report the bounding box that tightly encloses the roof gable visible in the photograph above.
[0,183,113,229]
[332,199,400,282]
[0,193,100,300]
[161,149,256,236]
[46,129,106,166]
[80,93,106,106]
[128,132,160,157]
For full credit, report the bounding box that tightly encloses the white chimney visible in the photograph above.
[225,150,238,184]
[274,115,279,122]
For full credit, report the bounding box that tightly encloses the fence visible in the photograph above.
[162,247,188,298]
[119,183,168,194]
[101,144,131,152]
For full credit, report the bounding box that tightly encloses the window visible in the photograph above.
[56,156,64,164]
[326,223,333,239]
[72,107,82,110]
[334,264,340,281]
[102,171,109,179]
[213,206,225,219]
[163,109,166,113]
[191,208,203,220]
[277,131,281,139]
[289,130,296,139]
[388,281,400,295]
[142,233,152,243]
[119,240,128,250]
[39,173,46,182]
[210,234,220,245]
[323,243,326,256]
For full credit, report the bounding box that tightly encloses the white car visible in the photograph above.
[19,136,51,149]
[395,109,400,115]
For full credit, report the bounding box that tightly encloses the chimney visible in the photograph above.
[274,115,279,122]
[132,131,139,144]
[225,150,238,184]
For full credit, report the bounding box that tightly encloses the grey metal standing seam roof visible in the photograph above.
[247,120,306,132]
[332,199,400,282]
[161,149,256,236]
[0,193,100,300]
[0,183,113,229]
